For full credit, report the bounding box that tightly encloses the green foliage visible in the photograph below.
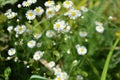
[0,0,18,7]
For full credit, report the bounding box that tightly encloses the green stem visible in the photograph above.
[100,37,120,80]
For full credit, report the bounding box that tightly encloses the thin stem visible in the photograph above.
[100,37,120,80]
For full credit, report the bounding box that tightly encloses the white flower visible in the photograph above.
[54,4,61,12]
[37,42,42,48]
[63,1,73,8]
[95,21,103,26]
[108,16,113,20]
[4,9,17,19]
[26,10,36,20]
[34,6,44,16]
[53,67,62,76]
[17,4,22,8]
[80,6,88,12]
[55,76,62,80]
[77,46,87,55]
[8,48,16,56]
[96,25,104,33]
[7,26,13,32]
[46,30,56,38]
[46,7,55,18]
[33,33,42,39]
[44,1,55,7]
[48,61,55,68]
[27,0,37,4]
[75,44,80,49]
[53,20,66,32]
[62,25,71,33]
[14,25,26,34]
[79,31,88,37]
[33,51,44,61]
[27,40,36,48]
[59,72,69,80]
[76,75,83,80]
[22,1,31,7]
[67,9,81,19]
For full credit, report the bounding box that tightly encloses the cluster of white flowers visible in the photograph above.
[76,44,87,55]
[53,67,69,80]
[53,20,71,33]
[33,50,44,61]
[95,21,104,33]
[14,25,26,34]
[4,9,17,19]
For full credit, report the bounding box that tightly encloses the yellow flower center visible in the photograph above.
[29,12,33,17]
[47,1,51,4]
[18,27,23,31]
[48,10,52,14]
[57,77,61,80]
[66,1,70,5]
[29,41,33,45]
[71,12,76,16]
[80,48,84,52]
[56,23,60,28]
[36,8,41,13]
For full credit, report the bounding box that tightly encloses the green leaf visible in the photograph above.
[4,67,11,80]
[29,75,50,80]
[0,0,18,7]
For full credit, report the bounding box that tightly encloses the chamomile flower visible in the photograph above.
[26,10,36,20]
[80,6,88,12]
[62,25,71,33]
[44,1,55,7]
[46,30,56,38]
[53,20,66,32]
[5,9,17,19]
[77,46,87,55]
[63,0,73,8]
[76,75,83,80]
[34,6,44,16]
[27,0,37,4]
[33,51,44,61]
[95,21,103,26]
[14,25,26,34]
[79,31,88,37]
[67,9,81,19]
[8,48,16,56]
[27,40,36,48]
[46,7,55,18]
[47,61,55,68]
[54,4,61,12]
[53,67,62,75]
[7,26,13,32]
[33,33,42,39]
[22,1,31,7]
[55,76,62,80]
[96,25,104,33]
[59,72,69,80]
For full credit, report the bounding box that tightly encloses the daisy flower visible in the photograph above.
[34,6,44,16]
[54,4,61,12]
[26,10,36,20]
[27,0,37,4]
[44,1,55,7]
[7,26,13,32]
[46,30,56,38]
[14,25,26,34]
[95,21,103,26]
[46,7,55,18]
[22,1,31,7]
[67,9,81,19]
[80,6,88,12]
[96,25,104,33]
[77,46,87,55]
[62,25,71,33]
[59,72,69,80]
[27,40,36,48]
[4,9,17,19]
[63,0,73,8]
[33,33,42,39]
[53,20,66,32]
[8,48,16,56]
[76,75,83,80]
[53,67,62,76]
[33,51,44,61]
[47,61,55,68]
[79,31,88,37]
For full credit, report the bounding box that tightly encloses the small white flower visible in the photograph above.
[17,4,22,8]
[53,20,66,32]
[8,48,16,56]
[4,9,17,19]
[67,9,81,19]
[26,10,36,20]
[59,72,69,80]
[46,30,56,38]
[95,21,103,26]
[80,6,88,12]
[79,31,88,37]
[27,40,36,48]
[27,0,37,4]
[46,7,55,18]
[55,76,62,80]
[48,61,55,68]
[7,26,13,32]
[53,67,62,76]
[75,44,80,49]
[22,1,31,7]
[76,75,83,80]
[44,1,55,7]
[96,25,104,33]
[37,42,42,48]
[108,16,113,20]
[63,1,73,8]
[77,46,87,55]
[33,33,42,39]
[62,25,71,33]
[33,51,43,61]
[54,4,61,12]
[34,6,44,16]
[14,25,26,34]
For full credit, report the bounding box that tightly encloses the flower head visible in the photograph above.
[14,25,26,34]
[80,6,88,12]
[22,1,31,7]
[27,40,36,48]
[46,30,56,38]
[44,1,55,7]
[77,46,87,55]
[48,61,55,68]
[96,25,104,33]
[34,6,44,16]
[27,0,37,4]
[76,75,83,80]
[33,51,44,61]
[8,48,16,56]
[79,31,88,37]
[26,10,36,20]
[46,7,55,18]
[63,1,73,8]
